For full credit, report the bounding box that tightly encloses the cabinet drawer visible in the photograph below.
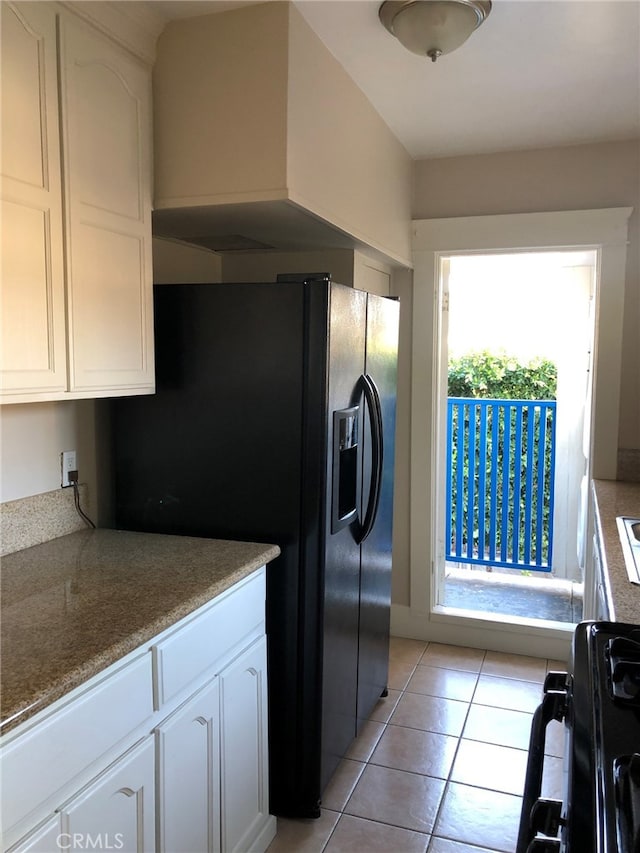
[1,653,153,843]
[153,570,265,707]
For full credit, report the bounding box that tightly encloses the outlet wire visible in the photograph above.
[71,478,96,529]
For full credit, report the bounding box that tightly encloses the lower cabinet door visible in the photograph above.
[156,677,221,853]
[7,814,61,853]
[59,738,155,853]
[219,637,269,853]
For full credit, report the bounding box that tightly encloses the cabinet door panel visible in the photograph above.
[59,13,154,395]
[2,202,56,373]
[60,738,155,853]
[74,64,142,220]
[156,678,221,853]
[72,226,147,374]
[7,814,61,853]
[219,637,269,853]
[0,2,67,397]
[1,5,46,188]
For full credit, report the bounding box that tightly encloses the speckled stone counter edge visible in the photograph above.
[592,479,640,624]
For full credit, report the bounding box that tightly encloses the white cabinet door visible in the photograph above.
[58,13,154,396]
[59,738,155,853]
[7,815,61,853]
[156,678,221,853]
[0,2,67,399]
[219,637,269,853]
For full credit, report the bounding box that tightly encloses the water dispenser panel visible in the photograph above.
[332,406,359,533]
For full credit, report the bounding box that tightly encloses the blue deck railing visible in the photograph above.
[446,398,557,572]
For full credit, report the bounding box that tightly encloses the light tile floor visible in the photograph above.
[266,637,568,853]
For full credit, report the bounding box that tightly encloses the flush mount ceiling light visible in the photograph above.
[379,0,492,62]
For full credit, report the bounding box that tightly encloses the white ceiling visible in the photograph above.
[150,0,640,161]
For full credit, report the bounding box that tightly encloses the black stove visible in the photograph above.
[615,754,640,853]
[518,621,640,853]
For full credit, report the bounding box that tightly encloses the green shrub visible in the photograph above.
[448,351,557,400]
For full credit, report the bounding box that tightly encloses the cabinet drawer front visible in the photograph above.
[1,654,153,842]
[154,571,265,707]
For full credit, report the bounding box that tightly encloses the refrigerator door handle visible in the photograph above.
[356,373,384,544]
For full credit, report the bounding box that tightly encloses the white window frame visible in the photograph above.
[393,208,632,659]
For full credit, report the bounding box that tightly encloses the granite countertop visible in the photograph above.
[0,529,280,735]
[592,479,640,623]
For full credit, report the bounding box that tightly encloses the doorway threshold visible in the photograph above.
[443,566,583,624]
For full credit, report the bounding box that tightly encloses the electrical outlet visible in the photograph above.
[61,450,77,488]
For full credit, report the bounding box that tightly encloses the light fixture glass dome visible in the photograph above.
[379,0,492,62]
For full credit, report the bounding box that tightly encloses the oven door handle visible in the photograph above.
[516,685,568,853]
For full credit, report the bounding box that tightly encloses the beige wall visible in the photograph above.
[412,139,640,449]
[220,249,356,285]
[389,270,413,606]
[286,5,413,266]
[0,401,98,516]
[153,237,222,283]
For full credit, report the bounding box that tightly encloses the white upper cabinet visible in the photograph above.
[0,3,67,397]
[0,2,154,404]
[59,14,154,395]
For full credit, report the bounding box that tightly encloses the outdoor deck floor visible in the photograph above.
[443,566,583,623]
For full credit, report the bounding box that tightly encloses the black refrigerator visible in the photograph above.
[110,274,399,819]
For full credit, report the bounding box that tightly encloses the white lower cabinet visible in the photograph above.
[7,738,155,853]
[156,636,270,853]
[156,678,221,853]
[1,568,276,853]
[220,638,269,853]
[7,815,61,853]
[59,738,155,853]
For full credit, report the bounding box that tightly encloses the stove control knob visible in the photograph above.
[526,839,561,852]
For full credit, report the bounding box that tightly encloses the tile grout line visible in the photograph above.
[309,642,559,853]
[425,646,487,851]
[320,644,429,850]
